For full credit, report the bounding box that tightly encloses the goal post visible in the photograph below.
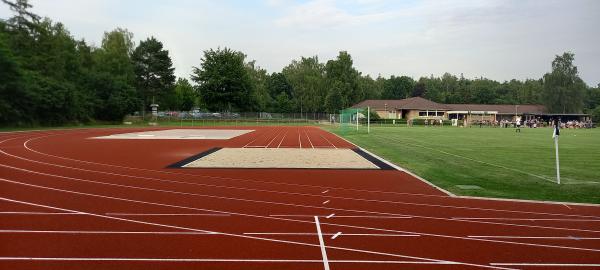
[339,107,370,134]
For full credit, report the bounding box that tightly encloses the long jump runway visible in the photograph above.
[0,126,599,270]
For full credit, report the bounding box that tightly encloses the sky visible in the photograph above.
[2,0,599,86]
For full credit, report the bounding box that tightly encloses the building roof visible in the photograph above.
[351,97,547,114]
[352,97,449,110]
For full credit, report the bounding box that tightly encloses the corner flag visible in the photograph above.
[552,119,560,138]
[552,118,560,184]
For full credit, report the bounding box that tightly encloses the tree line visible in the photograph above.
[1,0,599,126]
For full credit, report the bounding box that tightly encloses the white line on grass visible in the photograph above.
[314,216,330,270]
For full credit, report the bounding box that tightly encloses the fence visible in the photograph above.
[124,111,339,127]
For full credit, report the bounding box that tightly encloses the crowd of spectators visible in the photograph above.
[470,118,594,128]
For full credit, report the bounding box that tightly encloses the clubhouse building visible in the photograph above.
[351,97,590,123]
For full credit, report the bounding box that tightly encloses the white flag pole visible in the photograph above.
[367,106,370,134]
[554,135,560,184]
[553,119,560,184]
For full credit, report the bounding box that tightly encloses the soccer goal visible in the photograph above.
[339,107,371,134]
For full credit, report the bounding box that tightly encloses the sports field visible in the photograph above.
[334,126,600,204]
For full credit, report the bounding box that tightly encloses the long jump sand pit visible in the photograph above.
[180,148,387,169]
[94,129,253,140]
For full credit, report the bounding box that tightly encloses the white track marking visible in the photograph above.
[276,129,289,148]
[243,128,277,148]
[491,263,600,267]
[271,214,412,219]
[0,197,478,268]
[469,236,600,240]
[14,134,522,201]
[315,216,330,270]
[322,190,329,194]
[2,135,599,255]
[563,203,572,210]
[0,230,217,235]
[331,232,342,239]
[304,130,314,148]
[0,211,80,215]
[3,162,599,247]
[106,213,230,217]
[0,257,456,264]
[265,128,287,148]
[455,217,600,222]
[298,129,302,148]
[243,232,419,237]
[6,145,596,221]
[322,200,330,205]
[2,178,598,257]
[317,132,337,149]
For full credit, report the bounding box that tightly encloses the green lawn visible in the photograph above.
[333,126,600,204]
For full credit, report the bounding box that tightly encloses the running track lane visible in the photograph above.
[0,126,599,270]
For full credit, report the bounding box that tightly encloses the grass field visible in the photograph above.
[333,126,600,204]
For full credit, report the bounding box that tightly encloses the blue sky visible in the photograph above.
[2,0,599,86]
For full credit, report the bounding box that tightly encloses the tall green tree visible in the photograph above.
[542,52,586,113]
[131,37,175,110]
[382,76,414,99]
[173,78,197,111]
[282,56,325,113]
[191,47,253,111]
[325,51,360,107]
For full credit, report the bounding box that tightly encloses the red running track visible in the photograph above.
[0,126,599,270]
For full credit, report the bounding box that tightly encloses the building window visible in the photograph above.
[418,111,427,117]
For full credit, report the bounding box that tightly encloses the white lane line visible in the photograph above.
[0,165,596,257]
[304,130,314,149]
[243,128,277,148]
[491,263,600,267]
[0,257,456,264]
[270,215,411,219]
[0,230,217,235]
[563,203,572,210]
[322,200,330,205]
[318,132,337,149]
[265,128,286,148]
[454,217,600,222]
[469,235,600,240]
[277,129,289,149]
[321,190,329,194]
[243,233,419,237]
[19,139,594,222]
[0,194,473,268]
[314,216,330,270]
[22,133,597,210]
[106,213,230,217]
[331,232,342,239]
[0,211,81,215]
